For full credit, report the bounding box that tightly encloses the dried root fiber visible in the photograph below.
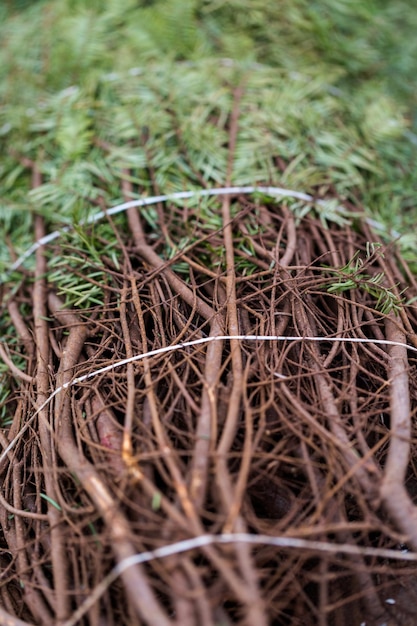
[1,192,417,626]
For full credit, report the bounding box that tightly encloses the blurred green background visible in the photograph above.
[0,0,416,273]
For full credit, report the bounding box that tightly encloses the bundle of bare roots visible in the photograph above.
[2,186,417,626]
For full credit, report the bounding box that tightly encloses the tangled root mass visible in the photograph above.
[2,195,417,626]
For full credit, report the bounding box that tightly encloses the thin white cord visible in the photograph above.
[113,532,417,572]
[70,333,417,384]
[0,333,415,466]
[62,531,416,626]
[7,186,313,272]
[7,185,385,276]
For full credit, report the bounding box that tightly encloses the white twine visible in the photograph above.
[6,184,396,276]
[69,334,417,384]
[0,333,415,466]
[62,530,416,626]
[113,532,417,571]
[7,186,315,272]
